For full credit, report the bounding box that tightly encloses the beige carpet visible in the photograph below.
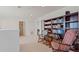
[20,36,52,52]
[20,42,52,52]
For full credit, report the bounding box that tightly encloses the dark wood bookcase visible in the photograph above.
[43,11,79,40]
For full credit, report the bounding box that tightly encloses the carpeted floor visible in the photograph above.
[20,37,52,52]
[20,42,52,52]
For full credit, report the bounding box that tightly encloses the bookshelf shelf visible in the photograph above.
[52,23,63,25]
[44,19,51,22]
[65,21,78,23]
[44,24,51,26]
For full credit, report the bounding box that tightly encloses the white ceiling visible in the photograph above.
[0,6,65,20]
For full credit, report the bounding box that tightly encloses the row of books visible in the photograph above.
[44,24,62,28]
[44,15,78,25]
[52,18,64,24]
[70,15,78,21]
[52,24,63,28]
[66,22,79,28]
[45,26,51,28]
[70,22,78,28]
[44,21,51,24]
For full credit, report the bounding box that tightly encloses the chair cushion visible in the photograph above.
[62,30,76,45]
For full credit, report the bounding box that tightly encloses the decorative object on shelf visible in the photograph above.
[65,11,70,15]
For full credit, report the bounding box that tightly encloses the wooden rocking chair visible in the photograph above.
[51,29,77,52]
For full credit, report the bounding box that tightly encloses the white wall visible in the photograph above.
[23,17,38,44]
[0,7,36,44]
[0,19,19,30]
